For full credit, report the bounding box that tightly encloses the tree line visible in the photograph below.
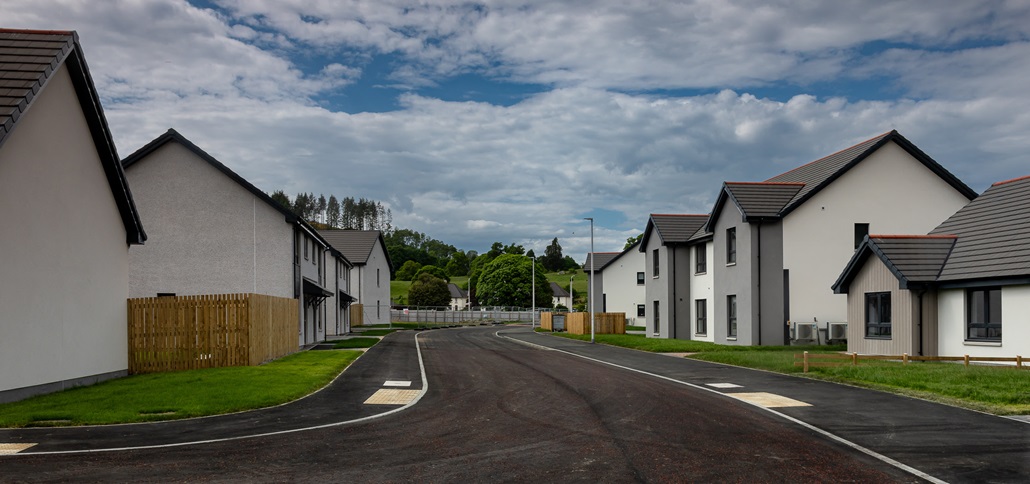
[270,190,392,231]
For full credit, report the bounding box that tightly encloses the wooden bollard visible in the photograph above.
[852,352,858,366]
[803,351,809,373]
[903,353,908,364]
[964,354,970,366]
[1018,355,1023,368]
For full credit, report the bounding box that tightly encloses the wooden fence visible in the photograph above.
[128,293,298,373]
[541,312,625,335]
[795,351,1027,373]
[350,304,364,327]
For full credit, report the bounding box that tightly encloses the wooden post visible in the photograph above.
[852,352,858,366]
[964,354,970,367]
[903,353,908,365]
[1018,355,1023,368]
[803,351,809,373]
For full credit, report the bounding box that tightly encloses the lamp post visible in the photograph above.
[523,254,537,329]
[584,217,595,344]
[569,274,574,311]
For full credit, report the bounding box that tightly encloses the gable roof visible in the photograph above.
[593,239,641,271]
[549,281,570,298]
[639,213,710,250]
[706,182,805,228]
[834,174,1030,292]
[318,229,393,271]
[765,130,976,215]
[832,235,957,293]
[1,29,145,244]
[447,283,467,299]
[583,252,619,272]
[929,175,1030,282]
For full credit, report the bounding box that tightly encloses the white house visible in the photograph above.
[705,130,976,345]
[550,282,571,309]
[318,230,393,325]
[0,30,147,402]
[594,241,646,325]
[833,175,1030,359]
[448,283,468,310]
[122,129,342,346]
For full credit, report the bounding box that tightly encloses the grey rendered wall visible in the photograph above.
[587,266,604,314]
[672,245,693,340]
[755,221,786,346]
[642,225,673,338]
[712,206,753,345]
[0,65,130,397]
[126,142,293,299]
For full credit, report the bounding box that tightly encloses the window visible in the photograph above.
[695,244,707,274]
[727,295,737,338]
[377,268,381,287]
[865,292,891,338]
[967,288,1001,341]
[726,228,736,264]
[377,300,381,319]
[695,299,707,335]
[653,301,660,334]
[637,304,645,317]
[303,237,309,260]
[855,223,869,249]
[602,294,607,312]
[652,249,660,277]
[636,272,645,285]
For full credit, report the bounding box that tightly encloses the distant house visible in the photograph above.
[447,283,468,310]
[639,214,710,339]
[318,230,393,325]
[833,175,1030,359]
[0,29,146,402]
[703,131,976,345]
[122,129,343,346]
[550,282,571,309]
[583,252,620,313]
[592,241,646,324]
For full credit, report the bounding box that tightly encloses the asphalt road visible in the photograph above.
[1,326,1026,482]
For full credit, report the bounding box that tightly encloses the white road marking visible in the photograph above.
[706,383,743,389]
[384,380,411,387]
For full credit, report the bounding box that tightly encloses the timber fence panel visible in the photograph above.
[540,312,553,331]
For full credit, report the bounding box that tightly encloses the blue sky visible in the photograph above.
[4,1,1030,258]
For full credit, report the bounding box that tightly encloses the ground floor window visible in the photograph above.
[695,299,707,335]
[727,295,737,338]
[637,304,645,317]
[865,292,891,338]
[967,287,1001,341]
[653,301,660,334]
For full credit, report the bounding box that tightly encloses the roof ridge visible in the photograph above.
[725,181,805,186]
[871,234,958,239]
[0,28,75,35]
[650,213,709,217]
[764,130,894,181]
[991,174,1030,186]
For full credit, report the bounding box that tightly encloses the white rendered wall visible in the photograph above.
[355,240,392,324]
[125,142,294,299]
[938,286,1030,359]
[601,249,646,325]
[782,141,972,326]
[690,241,715,342]
[0,65,129,393]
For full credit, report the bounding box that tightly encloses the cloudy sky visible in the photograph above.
[5,1,1030,259]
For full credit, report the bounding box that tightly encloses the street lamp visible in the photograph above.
[523,254,537,329]
[584,217,595,344]
[569,274,574,311]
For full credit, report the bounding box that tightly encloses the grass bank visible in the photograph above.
[0,350,361,428]
[545,331,1030,415]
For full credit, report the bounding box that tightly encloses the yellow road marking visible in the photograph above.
[0,443,37,455]
[363,389,421,405]
[730,392,811,408]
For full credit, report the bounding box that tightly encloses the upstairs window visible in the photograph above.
[652,249,660,278]
[637,272,645,285]
[855,223,870,249]
[726,228,736,265]
[695,244,707,274]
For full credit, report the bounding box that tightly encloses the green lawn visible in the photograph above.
[0,350,361,428]
[330,337,381,349]
[545,331,1030,415]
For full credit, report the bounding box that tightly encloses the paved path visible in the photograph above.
[1,325,1027,482]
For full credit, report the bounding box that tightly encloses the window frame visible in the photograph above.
[652,249,660,278]
[637,304,645,318]
[726,228,736,265]
[966,287,1002,342]
[695,299,707,335]
[727,295,737,338]
[854,223,870,249]
[695,244,707,274]
[653,300,660,334]
[636,272,645,285]
[864,292,892,338]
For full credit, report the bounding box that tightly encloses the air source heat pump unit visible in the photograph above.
[828,322,848,341]
[794,322,817,342]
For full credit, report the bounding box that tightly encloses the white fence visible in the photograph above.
[391,306,534,325]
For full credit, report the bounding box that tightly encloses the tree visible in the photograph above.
[396,260,422,281]
[625,233,643,250]
[270,190,291,210]
[408,273,451,307]
[561,256,581,271]
[503,243,525,255]
[542,237,564,271]
[486,242,504,259]
[413,265,449,282]
[445,251,470,277]
[476,254,552,308]
[326,195,340,227]
[317,194,327,224]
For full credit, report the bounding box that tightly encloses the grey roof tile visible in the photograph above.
[583,252,620,272]
[651,214,709,243]
[319,229,389,268]
[549,281,570,297]
[447,283,466,299]
[723,182,805,219]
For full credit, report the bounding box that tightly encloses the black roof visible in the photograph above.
[549,281,570,297]
[930,175,1030,282]
[583,252,620,272]
[720,182,805,220]
[1,29,145,244]
[639,213,710,250]
[832,235,957,293]
[318,229,393,271]
[447,283,467,299]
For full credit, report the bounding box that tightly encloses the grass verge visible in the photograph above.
[545,331,1030,415]
[331,337,380,349]
[0,350,361,428]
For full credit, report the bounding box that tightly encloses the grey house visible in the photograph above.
[638,214,710,338]
[833,175,1030,359]
[123,129,344,346]
[0,29,146,402]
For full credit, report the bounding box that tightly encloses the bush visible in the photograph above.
[408,273,451,307]
[413,265,449,282]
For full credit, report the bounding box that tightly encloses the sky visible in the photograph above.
[4,1,1030,260]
